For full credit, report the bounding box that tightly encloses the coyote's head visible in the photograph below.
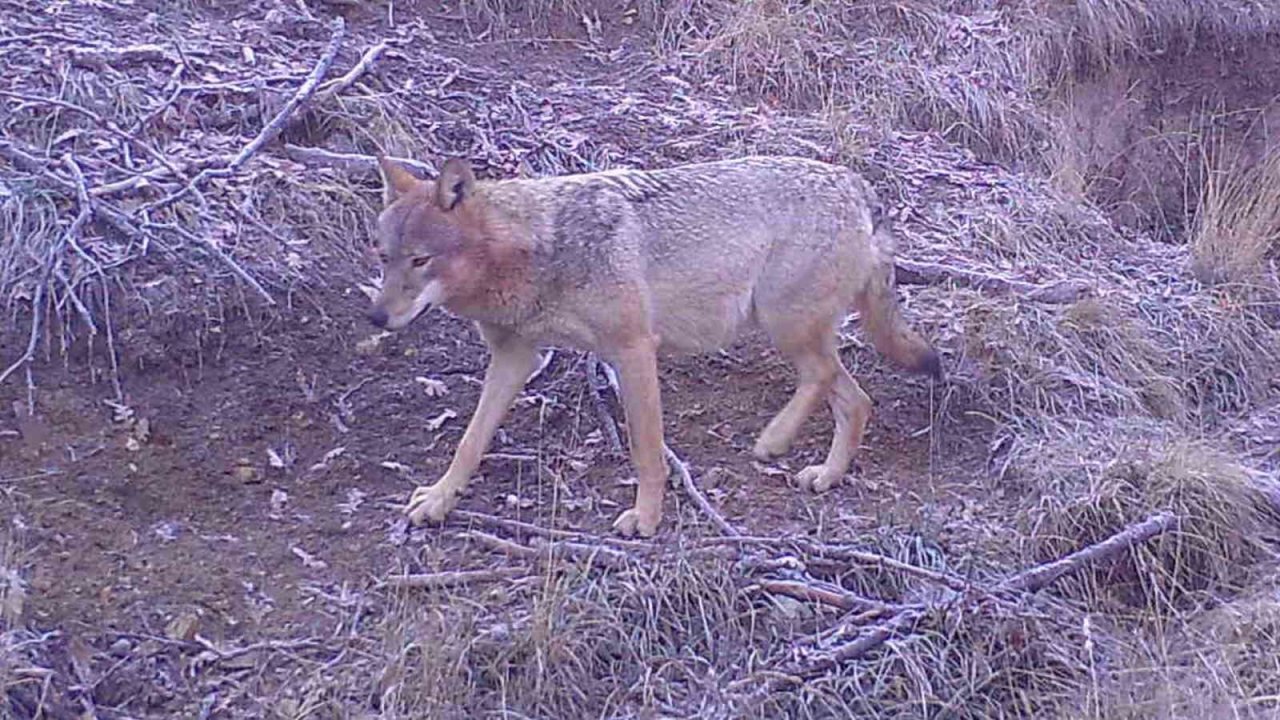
[366,156,486,330]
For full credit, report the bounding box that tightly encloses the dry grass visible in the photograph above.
[1063,581,1280,719]
[651,0,1053,167]
[1023,436,1279,607]
[2,1,1280,718]
[1190,145,1280,287]
[456,0,590,39]
[1023,0,1280,81]
[374,554,759,718]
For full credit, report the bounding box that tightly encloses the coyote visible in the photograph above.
[368,154,942,537]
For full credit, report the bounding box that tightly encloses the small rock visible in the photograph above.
[233,458,262,484]
[109,638,132,657]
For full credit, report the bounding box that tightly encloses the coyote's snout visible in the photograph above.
[366,153,943,538]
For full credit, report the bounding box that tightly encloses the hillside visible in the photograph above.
[2,1,1279,718]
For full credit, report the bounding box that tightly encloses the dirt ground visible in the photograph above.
[3,1,1279,719]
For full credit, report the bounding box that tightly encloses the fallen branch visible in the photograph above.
[998,511,1180,594]
[699,535,973,594]
[754,579,889,612]
[137,17,346,215]
[584,352,739,536]
[385,566,526,590]
[586,354,624,454]
[803,607,926,676]
[0,154,93,387]
[0,141,156,248]
[792,511,1182,679]
[665,443,741,536]
[463,529,632,568]
[895,258,1092,304]
[89,156,227,198]
[312,40,390,105]
[282,143,436,177]
[64,155,123,403]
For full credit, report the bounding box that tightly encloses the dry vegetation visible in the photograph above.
[2,0,1280,718]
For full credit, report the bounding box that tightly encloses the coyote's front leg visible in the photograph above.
[405,328,538,525]
[609,336,670,538]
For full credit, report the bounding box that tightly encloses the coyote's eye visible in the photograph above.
[411,255,432,268]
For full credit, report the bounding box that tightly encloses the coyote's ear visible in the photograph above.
[435,157,476,211]
[377,155,423,207]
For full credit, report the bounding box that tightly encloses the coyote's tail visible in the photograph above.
[854,223,943,380]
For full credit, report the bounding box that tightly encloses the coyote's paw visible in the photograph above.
[795,464,844,493]
[612,506,661,538]
[752,431,792,461]
[405,483,460,526]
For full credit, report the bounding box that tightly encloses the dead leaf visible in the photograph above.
[752,461,790,477]
[414,377,449,397]
[426,409,457,431]
[270,489,289,515]
[356,331,391,355]
[165,612,200,642]
[379,460,412,476]
[504,493,535,510]
[291,546,327,570]
[338,488,366,515]
[308,446,347,473]
[234,458,262,484]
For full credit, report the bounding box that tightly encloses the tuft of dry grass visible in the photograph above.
[456,0,590,39]
[1024,436,1279,610]
[962,295,1182,426]
[1020,0,1280,82]
[1067,581,1280,719]
[656,0,1052,167]
[372,554,761,718]
[1190,146,1280,287]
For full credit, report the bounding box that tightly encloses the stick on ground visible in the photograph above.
[665,443,741,536]
[799,511,1182,676]
[895,258,1093,304]
[998,511,1180,594]
[136,17,347,216]
[385,567,527,590]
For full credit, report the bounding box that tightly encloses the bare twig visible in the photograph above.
[145,221,275,305]
[198,637,323,664]
[998,511,1181,594]
[791,511,1182,680]
[665,443,741,536]
[312,40,391,105]
[802,607,926,675]
[895,258,1093,304]
[136,17,347,215]
[385,567,527,589]
[754,579,889,612]
[281,143,437,177]
[64,155,123,403]
[698,535,972,593]
[584,350,738,535]
[463,530,632,567]
[586,354,623,454]
[0,154,93,386]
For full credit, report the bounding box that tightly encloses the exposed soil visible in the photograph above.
[1056,32,1280,239]
[3,2,1279,718]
